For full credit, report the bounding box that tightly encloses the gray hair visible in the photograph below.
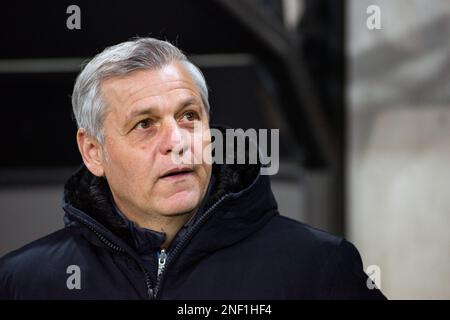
[71,37,210,144]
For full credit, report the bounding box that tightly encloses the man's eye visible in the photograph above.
[182,111,199,121]
[135,119,152,130]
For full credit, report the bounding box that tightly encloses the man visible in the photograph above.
[0,38,385,299]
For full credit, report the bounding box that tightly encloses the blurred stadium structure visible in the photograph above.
[0,0,448,299]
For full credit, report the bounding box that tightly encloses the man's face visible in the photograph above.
[97,62,212,219]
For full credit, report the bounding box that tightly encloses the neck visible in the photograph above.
[114,201,196,249]
[138,213,194,249]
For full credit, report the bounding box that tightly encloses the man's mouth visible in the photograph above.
[160,167,194,180]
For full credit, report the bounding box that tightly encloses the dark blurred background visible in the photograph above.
[1,0,449,299]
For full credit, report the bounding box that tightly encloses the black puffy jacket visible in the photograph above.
[0,159,386,300]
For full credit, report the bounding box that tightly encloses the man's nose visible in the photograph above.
[158,119,189,156]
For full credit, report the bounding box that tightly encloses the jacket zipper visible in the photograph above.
[153,194,230,298]
[157,248,167,279]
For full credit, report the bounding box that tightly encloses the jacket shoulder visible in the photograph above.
[0,229,77,299]
[0,228,73,264]
[268,215,344,253]
[264,215,386,299]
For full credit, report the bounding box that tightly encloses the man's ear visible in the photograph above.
[76,128,105,177]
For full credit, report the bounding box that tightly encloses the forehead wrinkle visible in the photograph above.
[125,88,201,121]
[109,77,199,106]
[125,79,201,111]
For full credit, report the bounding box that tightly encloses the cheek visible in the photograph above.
[191,128,211,159]
[196,154,212,187]
[105,143,158,180]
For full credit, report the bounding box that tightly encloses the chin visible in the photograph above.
[159,191,200,216]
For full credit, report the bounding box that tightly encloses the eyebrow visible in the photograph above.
[125,97,201,124]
